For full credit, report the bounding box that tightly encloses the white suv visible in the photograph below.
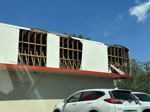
[132,92,150,112]
[53,89,141,112]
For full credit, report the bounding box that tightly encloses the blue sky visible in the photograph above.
[0,0,150,61]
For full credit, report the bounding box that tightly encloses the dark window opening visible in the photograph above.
[18,29,47,67]
[60,36,82,69]
[108,45,130,75]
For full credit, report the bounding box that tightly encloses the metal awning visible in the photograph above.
[0,63,132,79]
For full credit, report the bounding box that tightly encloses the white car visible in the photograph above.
[132,92,150,112]
[53,89,141,112]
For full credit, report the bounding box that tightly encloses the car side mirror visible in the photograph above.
[63,99,68,104]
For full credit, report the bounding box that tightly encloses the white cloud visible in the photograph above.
[129,0,150,22]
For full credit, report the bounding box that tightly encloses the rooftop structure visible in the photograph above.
[0,22,130,76]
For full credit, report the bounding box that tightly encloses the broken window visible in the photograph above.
[60,36,82,69]
[18,29,47,66]
[108,45,130,75]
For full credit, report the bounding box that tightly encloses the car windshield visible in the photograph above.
[134,93,150,102]
[111,91,135,100]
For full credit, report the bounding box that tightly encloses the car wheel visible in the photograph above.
[89,110,98,112]
[143,109,150,112]
[54,109,60,112]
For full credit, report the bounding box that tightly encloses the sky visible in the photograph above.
[0,0,150,62]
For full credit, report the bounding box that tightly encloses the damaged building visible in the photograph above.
[0,23,131,112]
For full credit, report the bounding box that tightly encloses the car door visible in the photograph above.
[77,91,95,112]
[77,91,105,112]
[63,92,82,112]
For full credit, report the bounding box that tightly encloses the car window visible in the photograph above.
[134,93,150,102]
[80,91,94,101]
[95,91,105,99]
[79,91,105,101]
[67,92,82,103]
[111,91,135,100]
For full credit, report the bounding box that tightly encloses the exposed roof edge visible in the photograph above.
[0,63,132,78]
[0,22,30,30]
[106,44,129,50]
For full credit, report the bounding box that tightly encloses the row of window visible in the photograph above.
[18,29,130,74]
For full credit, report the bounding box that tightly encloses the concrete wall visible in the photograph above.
[0,69,114,112]
[0,99,62,112]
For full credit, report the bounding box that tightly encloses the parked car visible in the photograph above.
[132,92,150,112]
[53,89,141,112]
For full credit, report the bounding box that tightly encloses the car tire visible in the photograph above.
[89,110,98,112]
[54,109,60,112]
[143,109,150,112]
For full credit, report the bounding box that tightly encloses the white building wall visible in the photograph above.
[46,34,60,68]
[28,73,114,99]
[0,70,114,112]
[79,39,108,72]
[0,23,20,64]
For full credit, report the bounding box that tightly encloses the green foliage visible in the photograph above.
[63,32,91,40]
[70,34,77,37]
[63,32,68,35]
[77,34,83,39]
[118,59,150,94]
[85,37,91,40]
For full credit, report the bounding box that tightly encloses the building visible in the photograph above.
[0,23,131,112]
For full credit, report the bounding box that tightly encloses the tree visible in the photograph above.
[63,32,68,35]
[63,32,91,40]
[78,34,83,39]
[85,37,91,40]
[70,34,77,37]
[117,59,150,93]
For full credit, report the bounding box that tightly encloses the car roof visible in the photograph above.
[76,88,131,93]
[132,92,148,94]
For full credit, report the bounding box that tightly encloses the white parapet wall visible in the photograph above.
[0,23,109,73]
[73,38,109,72]
[46,33,60,68]
[0,23,20,64]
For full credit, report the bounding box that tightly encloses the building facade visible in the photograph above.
[0,23,131,112]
